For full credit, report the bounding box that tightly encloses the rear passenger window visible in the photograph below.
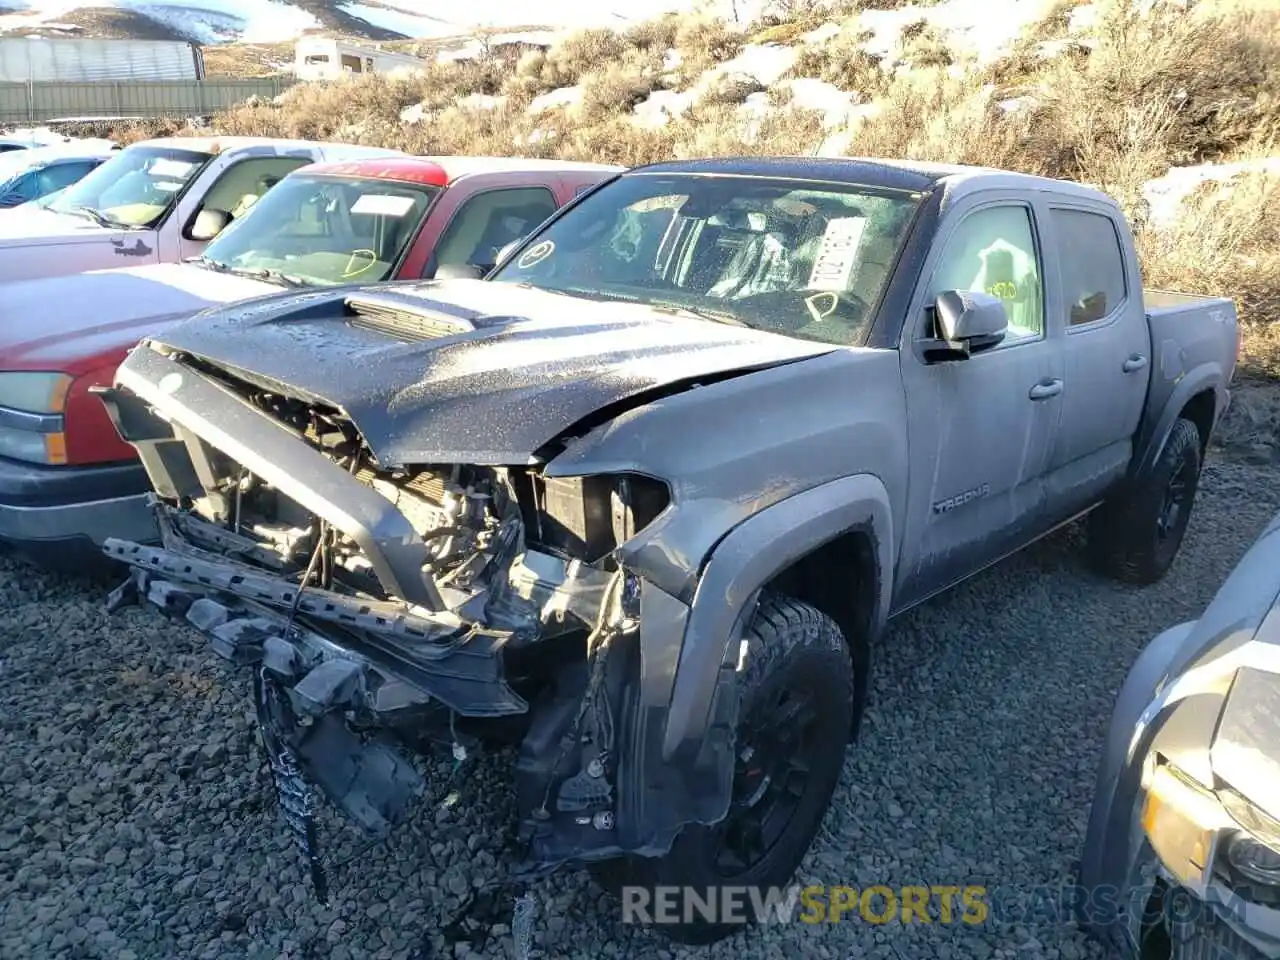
[1052,209,1127,326]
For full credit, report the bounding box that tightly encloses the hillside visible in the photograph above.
[10,0,1280,454]
[0,0,750,44]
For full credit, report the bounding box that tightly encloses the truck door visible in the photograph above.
[170,151,314,262]
[894,196,1065,609]
[1040,204,1151,519]
[414,180,559,279]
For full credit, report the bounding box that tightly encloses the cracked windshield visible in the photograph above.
[43,145,211,228]
[199,173,440,286]
[491,173,921,346]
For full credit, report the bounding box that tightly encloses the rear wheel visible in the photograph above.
[1087,417,1203,585]
[589,593,853,944]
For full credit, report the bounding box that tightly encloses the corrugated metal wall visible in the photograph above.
[0,39,201,83]
[0,78,295,124]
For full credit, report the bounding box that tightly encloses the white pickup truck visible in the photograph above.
[0,136,404,283]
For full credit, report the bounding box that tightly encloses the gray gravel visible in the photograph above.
[2,454,1278,960]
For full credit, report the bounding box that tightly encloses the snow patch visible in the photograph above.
[801,21,842,45]
[857,0,1059,66]
[1142,158,1280,230]
[338,2,448,39]
[1068,3,1100,32]
[0,124,72,144]
[458,92,505,111]
[1,0,768,42]
[527,85,582,113]
[998,95,1036,114]
[703,43,799,89]
[333,0,765,41]
[772,77,857,129]
[514,127,556,146]
[400,102,428,124]
[632,88,693,128]
[0,0,319,42]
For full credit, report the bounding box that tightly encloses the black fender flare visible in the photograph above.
[660,472,894,765]
[1130,362,1227,483]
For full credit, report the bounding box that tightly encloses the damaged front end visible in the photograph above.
[96,339,728,895]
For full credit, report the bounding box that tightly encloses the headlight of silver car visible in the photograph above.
[1221,787,1280,887]
[1227,835,1280,887]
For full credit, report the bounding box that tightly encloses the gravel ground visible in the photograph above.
[2,454,1278,960]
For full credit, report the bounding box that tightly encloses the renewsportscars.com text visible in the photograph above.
[619,883,1251,933]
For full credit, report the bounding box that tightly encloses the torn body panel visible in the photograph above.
[98,336,790,877]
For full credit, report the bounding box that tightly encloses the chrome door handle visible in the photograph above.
[1123,354,1148,373]
[1029,378,1063,400]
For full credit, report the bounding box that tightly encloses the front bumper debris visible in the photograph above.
[102,497,535,900]
[95,342,742,903]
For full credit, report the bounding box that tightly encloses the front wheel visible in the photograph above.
[1087,417,1203,585]
[589,593,854,944]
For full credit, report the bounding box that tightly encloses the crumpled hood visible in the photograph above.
[0,205,116,245]
[0,262,281,372]
[142,277,837,465]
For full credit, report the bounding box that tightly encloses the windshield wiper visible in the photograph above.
[69,205,130,229]
[186,257,307,288]
[648,299,747,327]
[224,265,308,288]
[508,282,746,326]
[188,255,228,272]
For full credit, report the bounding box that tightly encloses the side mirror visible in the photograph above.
[434,262,484,281]
[495,236,526,266]
[188,207,230,242]
[924,290,1008,361]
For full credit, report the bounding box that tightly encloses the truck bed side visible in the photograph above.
[1132,289,1239,475]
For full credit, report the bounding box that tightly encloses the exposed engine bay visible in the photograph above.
[96,348,681,896]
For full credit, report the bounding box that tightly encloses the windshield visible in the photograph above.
[46,145,210,228]
[199,173,440,286]
[490,172,922,346]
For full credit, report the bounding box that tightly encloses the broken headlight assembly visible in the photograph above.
[512,469,672,566]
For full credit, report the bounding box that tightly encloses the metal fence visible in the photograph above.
[0,77,296,125]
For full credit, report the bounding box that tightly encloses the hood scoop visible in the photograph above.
[344,293,477,342]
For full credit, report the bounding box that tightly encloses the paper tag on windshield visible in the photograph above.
[350,194,417,217]
[630,195,685,213]
[806,216,867,292]
[149,158,197,179]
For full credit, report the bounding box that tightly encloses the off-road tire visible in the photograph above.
[1087,417,1203,585]
[588,592,854,944]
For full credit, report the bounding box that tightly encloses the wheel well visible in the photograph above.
[1180,389,1216,456]
[763,528,877,740]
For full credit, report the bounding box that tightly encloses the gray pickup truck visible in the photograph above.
[96,157,1238,943]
